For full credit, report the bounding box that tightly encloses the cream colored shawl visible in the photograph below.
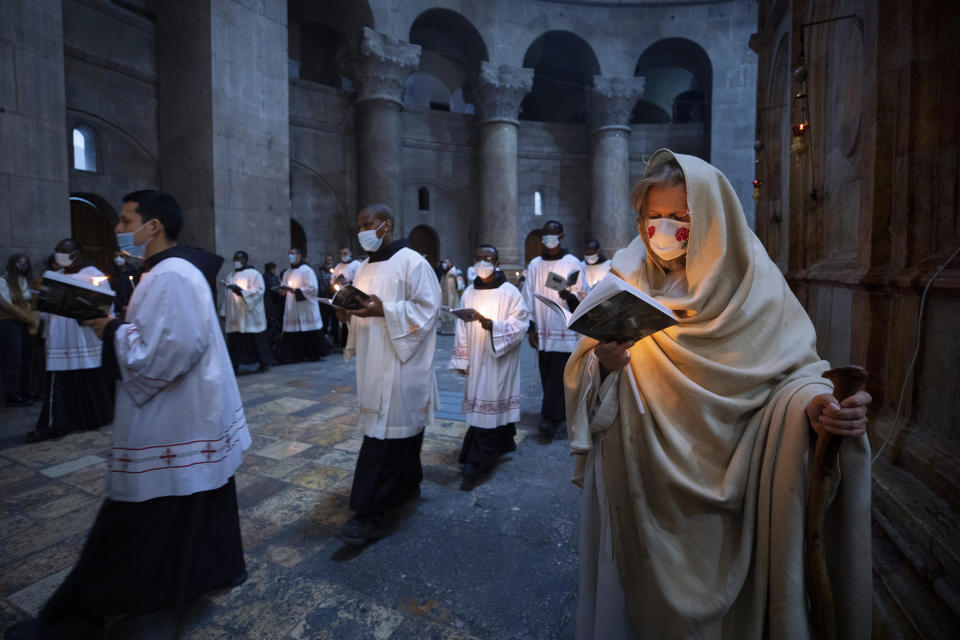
[565,150,871,639]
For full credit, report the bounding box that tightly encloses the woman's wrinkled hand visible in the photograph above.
[806,390,872,437]
[594,340,636,380]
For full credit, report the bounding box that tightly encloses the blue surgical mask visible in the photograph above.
[117,221,152,259]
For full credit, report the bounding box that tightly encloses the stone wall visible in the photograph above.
[752,0,960,635]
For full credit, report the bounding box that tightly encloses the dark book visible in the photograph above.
[318,284,370,311]
[565,272,677,343]
[545,269,580,291]
[441,306,480,321]
[35,270,115,321]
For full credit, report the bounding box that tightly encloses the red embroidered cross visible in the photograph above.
[117,456,133,470]
[159,448,177,465]
[200,445,217,460]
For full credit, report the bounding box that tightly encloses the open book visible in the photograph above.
[545,269,580,292]
[535,272,677,343]
[318,284,370,311]
[35,270,115,321]
[441,306,481,322]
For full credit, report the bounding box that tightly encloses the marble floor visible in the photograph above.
[0,335,580,639]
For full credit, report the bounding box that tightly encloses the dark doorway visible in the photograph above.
[290,218,307,257]
[69,195,115,273]
[408,224,439,270]
[524,230,543,266]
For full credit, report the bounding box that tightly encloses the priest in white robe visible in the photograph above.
[581,238,614,290]
[26,239,114,443]
[449,244,528,482]
[9,190,251,639]
[565,151,872,639]
[220,250,270,373]
[276,247,329,362]
[335,203,441,546]
[438,259,464,335]
[520,219,585,439]
[331,247,362,347]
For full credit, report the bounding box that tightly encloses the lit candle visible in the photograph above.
[128,274,136,289]
[91,276,108,286]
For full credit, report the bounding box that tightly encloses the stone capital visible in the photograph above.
[587,76,645,133]
[355,27,421,105]
[474,62,534,126]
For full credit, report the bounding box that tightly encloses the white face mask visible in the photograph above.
[357,221,386,253]
[54,252,74,268]
[542,235,560,250]
[646,218,691,261]
[288,253,298,265]
[474,261,495,280]
[233,261,244,270]
[114,256,126,267]
[584,254,599,265]
[341,253,351,263]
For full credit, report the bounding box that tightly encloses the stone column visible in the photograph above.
[587,76,645,252]
[157,0,290,267]
[0,0,70,262]
[354,27,420,231]
[474,63,533,271]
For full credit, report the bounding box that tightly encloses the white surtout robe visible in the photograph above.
[43,266,113,371]
[333,258,362,284]
[448,282,529,428]
[520,253,584,352]
[583,259,613,290]
[109,257,251,502]
[565,150,872,640]
[220,267,267,333]
[345,247,441,440]
[281,263,323,332]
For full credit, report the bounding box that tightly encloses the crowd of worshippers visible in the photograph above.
[1,151,874,640]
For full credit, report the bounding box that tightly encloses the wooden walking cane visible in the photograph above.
[804,365,868,640]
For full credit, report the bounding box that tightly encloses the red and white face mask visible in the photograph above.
[646,218,691,261]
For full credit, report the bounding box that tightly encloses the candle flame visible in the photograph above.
[333,284,340,292]
[91,276,108,286]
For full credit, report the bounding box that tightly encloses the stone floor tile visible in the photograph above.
[58,462,107,497]
[283,462,351,492]
[0,531,85,596]
[39,454,104,478]
[237,454,313,480]
[1,430,111,470]
[6,567,69,617]
[333,438,363,453]
[310,448,358,471]
[245,485,325,529]
[4,482,99,521]
[244,397,321,419]
[255,440,314,461]
[0,464,36,491]
[234,471,286,510]
[298,421,356,447]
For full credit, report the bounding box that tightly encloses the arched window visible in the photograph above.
[418,187,430,211]
[534,191,543,216]
[72,125,97,172]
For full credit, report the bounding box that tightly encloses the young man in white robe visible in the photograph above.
[331,247,362,347]
[581,238,613,291]
[335,203,441,545]
[26,239,115,443]
[449,244,529,482]
[565,151,872,639]
[7,190,252,639]
[276,247,329,362]
[220,250,270,373]
[520,219,585,440]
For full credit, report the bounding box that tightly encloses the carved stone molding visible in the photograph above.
[355,27,421,105]
[586,76,645,133]
[474,62,534,126]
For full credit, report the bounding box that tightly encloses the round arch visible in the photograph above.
[290,218,308,258]
[633,37,712,158]
[69,194,117,273]
[408,8,488,112]
[524,230,543,266]
[408,224,439,269]
[520,31,601,123]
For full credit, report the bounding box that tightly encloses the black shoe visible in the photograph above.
[554,421,568,440]
[335,515,384,546]
[5,392,29,407]
[537,417,556,439]
[25,430,61,444]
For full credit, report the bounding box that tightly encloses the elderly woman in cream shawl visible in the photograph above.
[565,150,872,639]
